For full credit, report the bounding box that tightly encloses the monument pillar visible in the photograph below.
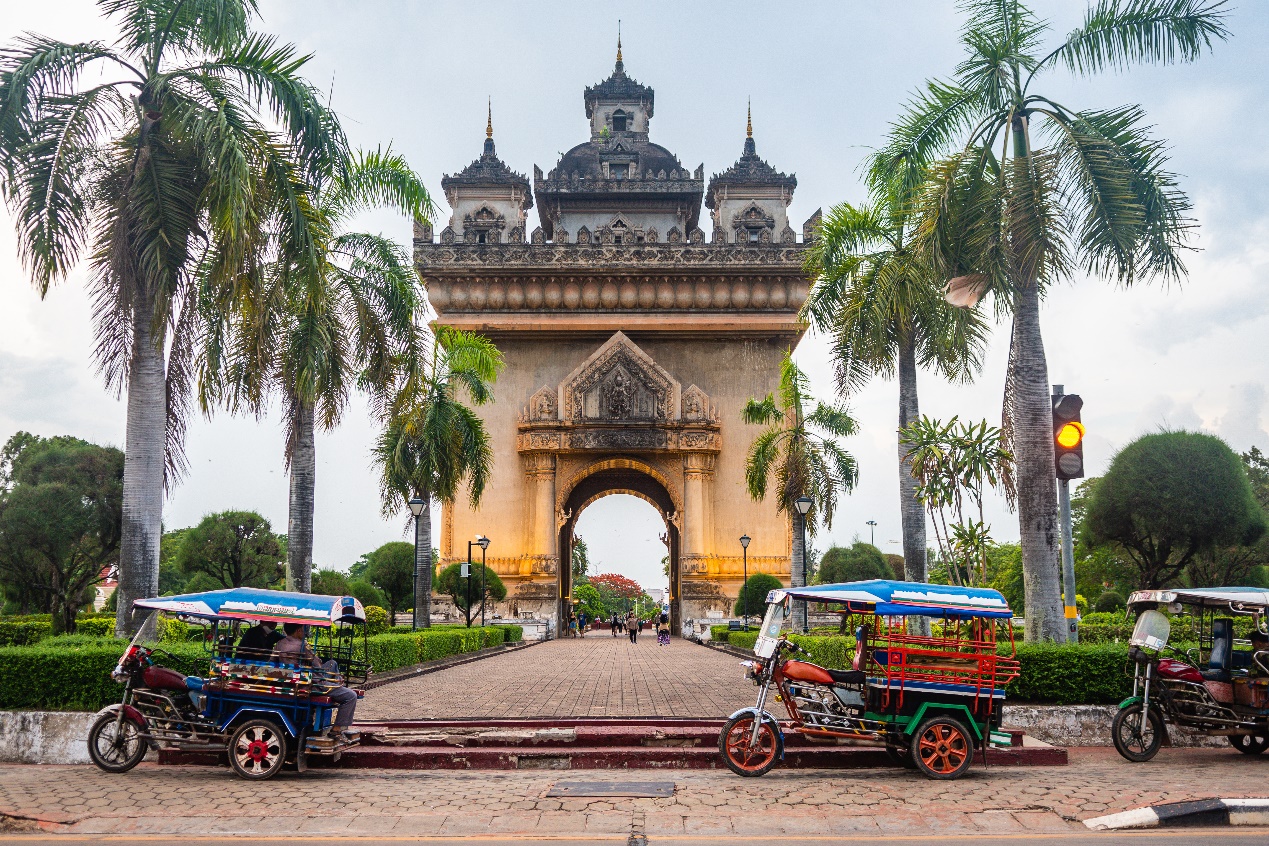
[523,452,557,574]
[682,453,715,559]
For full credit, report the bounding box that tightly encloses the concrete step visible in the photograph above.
[159,717,1067,770]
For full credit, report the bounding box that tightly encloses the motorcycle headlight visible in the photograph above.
[739,660,760,681]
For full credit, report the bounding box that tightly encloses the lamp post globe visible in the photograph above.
[477,535,490,626]
[739,534,751,631]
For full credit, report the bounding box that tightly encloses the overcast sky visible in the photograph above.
[2,1,1267,593]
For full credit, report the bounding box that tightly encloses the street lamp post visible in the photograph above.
[794,496,813,634]
[477,535,490,626]
[866,520,877,546]
[408,497,425,630]
[739,534,751,631]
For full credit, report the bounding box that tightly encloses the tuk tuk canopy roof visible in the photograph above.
[1128,587,1269,612]
[133,587,366,626]
[767,580,1013,619]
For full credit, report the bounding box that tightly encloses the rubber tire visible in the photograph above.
[1112,703,1165,763]
[911,715,975,780]
[228,719,287,781]
[87,712,147,774]
[1229,734,1269,756]
[718,714,782,777]
[884,742,916,769]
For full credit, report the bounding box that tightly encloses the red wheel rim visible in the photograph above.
[725,719,776,772]
[917,723,968,775]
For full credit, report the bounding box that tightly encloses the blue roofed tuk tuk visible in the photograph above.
[87,587,371,780]
[720,579,1020,780]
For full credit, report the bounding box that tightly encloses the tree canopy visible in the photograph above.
[816,543,892,585]
[174,511,285,590]
[363,542,415,619]
[0,432,123,631]
[1088,431,1266,589]
[434,562,506,627]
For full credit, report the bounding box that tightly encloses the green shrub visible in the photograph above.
[416,630,462,662]
[158,617,189,643]
[359,634,418,674]
[709,625,731,643]
[1006,643,1132,704]
[364,606,390,635]
[0,620,50,646]
[728,631,758,651]
[497,625,523,643]
[1095,591,1127,613]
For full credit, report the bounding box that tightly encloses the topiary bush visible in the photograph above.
[735,573,784,617]
[709,625,732,643]
[1006,643,1132,704]
[364,605,390,635]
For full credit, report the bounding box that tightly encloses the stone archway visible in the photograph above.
[557,460,682,631]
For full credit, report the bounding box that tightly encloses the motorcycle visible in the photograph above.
[1113,588,1269,762]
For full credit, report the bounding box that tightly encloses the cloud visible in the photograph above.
[1214,383,1269,452]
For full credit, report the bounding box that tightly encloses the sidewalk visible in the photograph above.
[2,748,1267,838]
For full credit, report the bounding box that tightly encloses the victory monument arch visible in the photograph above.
[414,46,819,631]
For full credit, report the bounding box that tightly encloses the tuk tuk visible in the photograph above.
[1113,587,1269,762]
[720,580,1020,780]
[87,588,370,780]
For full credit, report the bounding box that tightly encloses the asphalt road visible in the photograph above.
[1,831,1267,845]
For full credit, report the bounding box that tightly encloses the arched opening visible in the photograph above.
[558,464,680,633]
[611,109,628,133]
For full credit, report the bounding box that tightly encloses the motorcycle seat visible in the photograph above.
[1202,667,1231,682]
[827,668,866,685]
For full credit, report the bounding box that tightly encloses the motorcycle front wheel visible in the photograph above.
[718,714,782,777]
[1112,703,1164,762]
[87,712,147,773]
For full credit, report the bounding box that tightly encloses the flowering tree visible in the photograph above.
[589,573,643,617]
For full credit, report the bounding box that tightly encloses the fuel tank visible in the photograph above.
[782,660,834,685]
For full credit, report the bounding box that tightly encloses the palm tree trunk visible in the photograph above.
[286,400,316,592]
[896,333,927,582]
[1012,284,1066,642]
[791,512,807,632]
[114,307,165,638]
[412,495,433,629]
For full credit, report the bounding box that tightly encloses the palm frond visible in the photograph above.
[741,395,782,427]
[327,146,433,223]
[1048,0,1229,77]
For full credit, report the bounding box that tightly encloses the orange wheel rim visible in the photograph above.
[917,723,968,774]
[725,719,776,771]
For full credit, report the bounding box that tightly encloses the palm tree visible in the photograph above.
[804,189,988,588]
[202,148,432,592]
[743,353,859,631]
[372,327,503,628]
[873,0,1228,641]
[0,0,345,635]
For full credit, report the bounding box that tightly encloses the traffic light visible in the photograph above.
[1052,393,1085,480]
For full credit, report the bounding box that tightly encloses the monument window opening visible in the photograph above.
[611,164,628,180]
[612,111,628,132]
[477,232,487,244]
[747,228,760,243]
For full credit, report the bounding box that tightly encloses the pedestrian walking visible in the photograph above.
[626,611,638,643]
[657,612,670,646]
[611,613,619,637]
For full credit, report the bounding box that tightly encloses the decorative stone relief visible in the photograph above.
[803,208,822,242]
[531,226,545,244]
[440,226,456,244]
[527,385,557,421]
[681,385,713,422]
[559,331,680,422]
[644,227,658,243]
[413,219,434,243]
[569,429,668,450]
[688,227,705,244]
[666,226,683,244]
[576,226,592,245]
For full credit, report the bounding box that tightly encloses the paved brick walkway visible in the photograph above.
[359,632,753,719]
[1,749,1267,838]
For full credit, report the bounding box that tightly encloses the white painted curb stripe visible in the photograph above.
[1084,807,1160,830]
[1225,799,1269,826]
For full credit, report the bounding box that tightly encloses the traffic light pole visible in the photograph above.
[1053,384,1079,643]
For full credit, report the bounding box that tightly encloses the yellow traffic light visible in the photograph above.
[1055,421,1085,449]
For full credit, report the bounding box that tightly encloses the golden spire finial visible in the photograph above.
[747,98,752,138]
[617,21,623,63]
[486,97,492,139]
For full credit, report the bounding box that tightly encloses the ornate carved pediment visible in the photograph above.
[681,384,715,422]
[559,332,680,423]
[526,385,557,421]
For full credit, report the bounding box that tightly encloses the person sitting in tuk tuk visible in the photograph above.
[236,620,283,660]
[271,623,360,740]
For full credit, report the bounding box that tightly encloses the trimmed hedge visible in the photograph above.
[0,625,523,712]
[0,617,115,646]
[714,631,1133,705]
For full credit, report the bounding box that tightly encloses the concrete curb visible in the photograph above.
[1085,798,1269,830]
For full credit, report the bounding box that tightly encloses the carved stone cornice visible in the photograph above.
[416,240,807,272]
[517,422,720,454]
